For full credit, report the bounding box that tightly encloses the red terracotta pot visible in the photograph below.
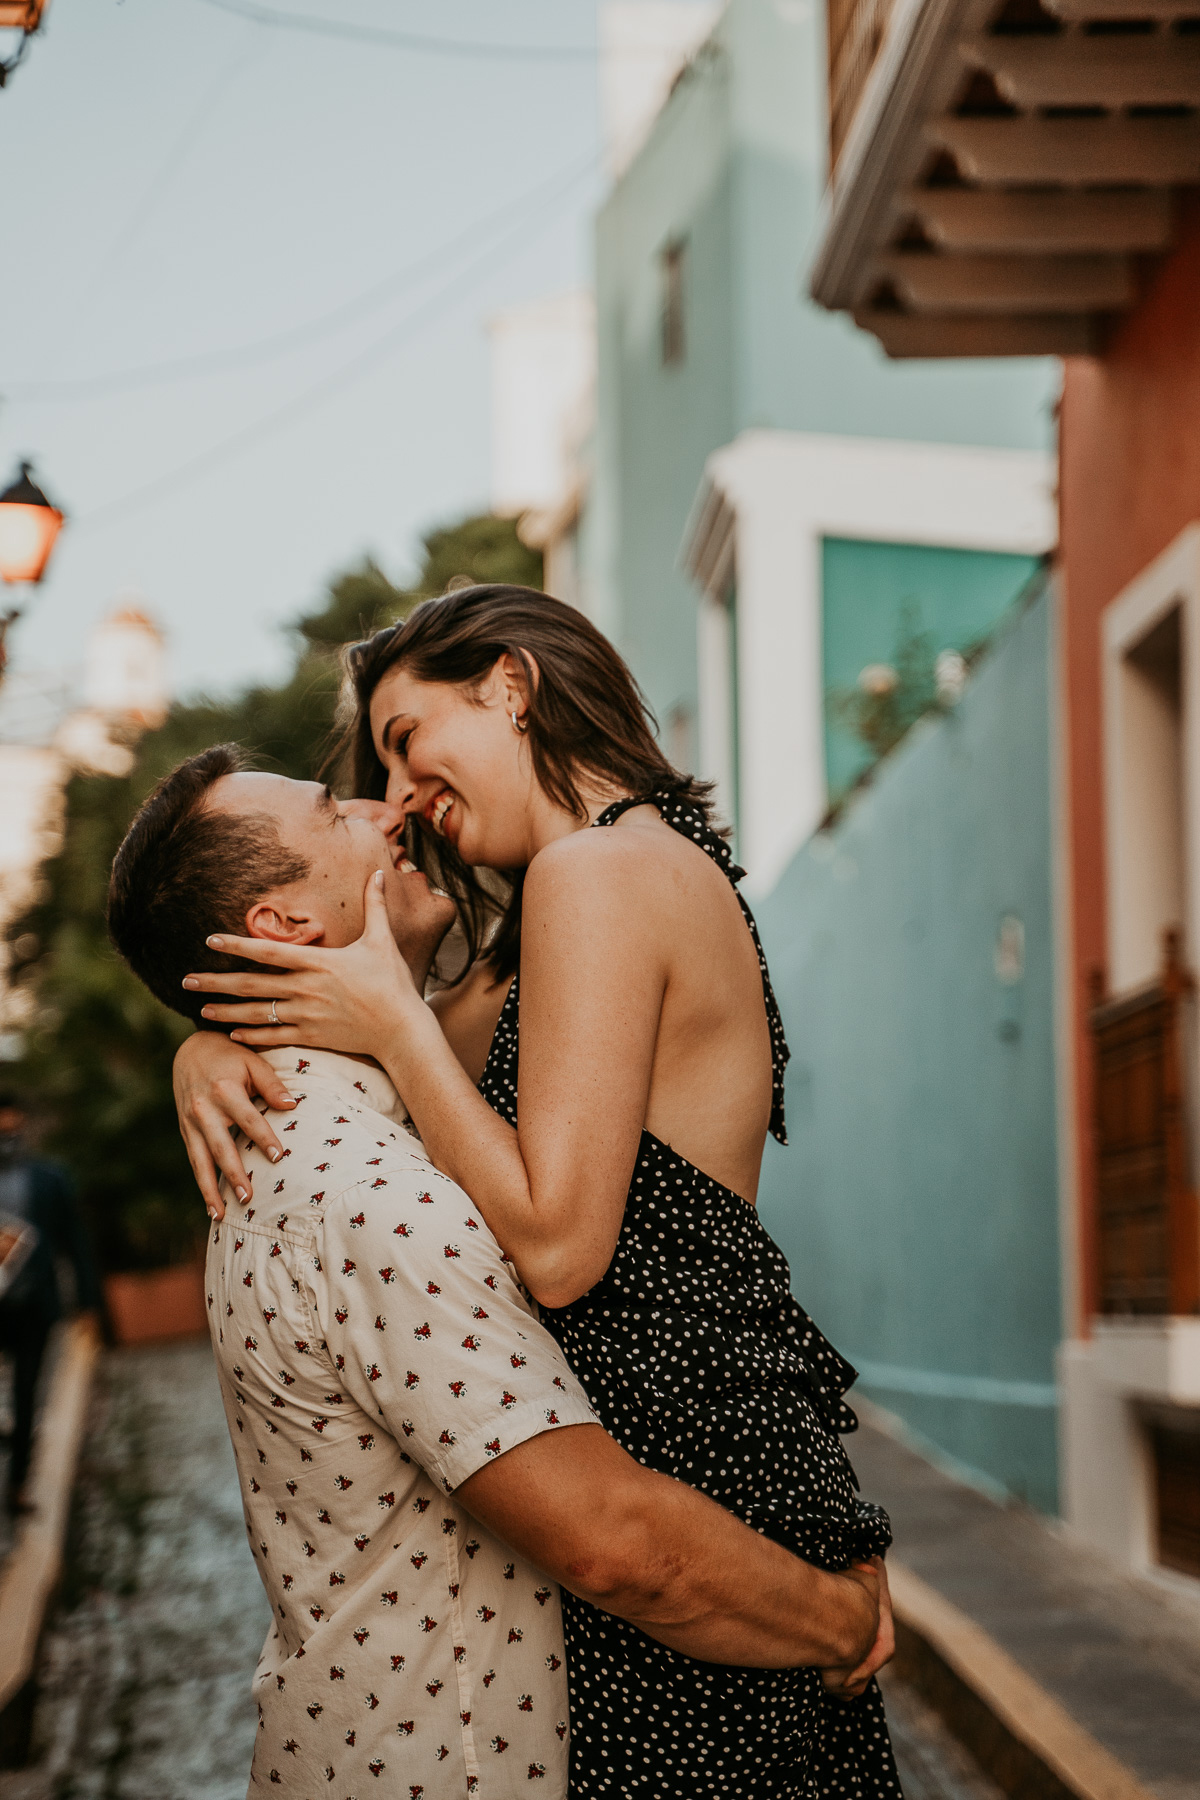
[104,1264,208,1346]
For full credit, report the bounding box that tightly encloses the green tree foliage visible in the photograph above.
[417,514,542,600]
[4,516,540,1274]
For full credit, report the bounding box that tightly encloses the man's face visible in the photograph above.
[206,772,456,975]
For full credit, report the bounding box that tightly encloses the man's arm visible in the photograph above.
[459,1422,885,1677]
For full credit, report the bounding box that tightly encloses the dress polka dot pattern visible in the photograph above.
[479,793,901,1799]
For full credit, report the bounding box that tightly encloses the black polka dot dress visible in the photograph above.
[478,793,901,1800]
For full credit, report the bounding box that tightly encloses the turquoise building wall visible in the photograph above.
[586,0,1064,1508]
[754,591,1061,1509]
[589,0,1058,744]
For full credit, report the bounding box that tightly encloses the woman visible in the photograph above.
[175,585,899,1799]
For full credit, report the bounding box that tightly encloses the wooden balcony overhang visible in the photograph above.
[811,0,1200,358]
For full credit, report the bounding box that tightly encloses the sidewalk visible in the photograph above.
[0,1319,98,1762]
[853,1407,1200,1800]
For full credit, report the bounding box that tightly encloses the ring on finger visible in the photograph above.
[269,1000,280,1027]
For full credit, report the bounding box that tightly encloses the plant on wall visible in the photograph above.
[830,604,986,783]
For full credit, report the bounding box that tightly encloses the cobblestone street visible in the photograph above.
[0,1341,269,1800]
[0,1339,1000,1800]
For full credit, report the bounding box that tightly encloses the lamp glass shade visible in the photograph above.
[0,3,46,29]
[0,501,63,584]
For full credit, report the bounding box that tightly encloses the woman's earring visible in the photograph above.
[511,711,527,735]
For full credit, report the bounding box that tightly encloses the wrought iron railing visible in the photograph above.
[1090,933,1200,1317]
[827,0,897,174]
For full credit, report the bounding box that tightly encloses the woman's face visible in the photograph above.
[368,656,541,869]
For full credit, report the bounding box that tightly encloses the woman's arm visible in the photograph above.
[192,839,666,1304]
[173,959,507,1222]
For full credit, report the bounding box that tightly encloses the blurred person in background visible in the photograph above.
[0,1088,101,1515]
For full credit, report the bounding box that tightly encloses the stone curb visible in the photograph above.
[0,1315,100,1763]
[889,1561,1159,1800]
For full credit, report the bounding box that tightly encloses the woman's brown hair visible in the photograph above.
[337,584,717,980]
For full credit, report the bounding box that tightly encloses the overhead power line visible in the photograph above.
[75,152,598,534]
[5,151,597,402]
[86,44,259,300]
[194,0,597,60]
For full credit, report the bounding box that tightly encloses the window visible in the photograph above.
[1152,1416,1200,1578]
[660,239,686,366]
[1107,598,1186,994]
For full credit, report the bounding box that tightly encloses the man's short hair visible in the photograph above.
[108,744,310,1025]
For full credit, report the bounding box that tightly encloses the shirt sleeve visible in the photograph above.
[309,1155,598,1492]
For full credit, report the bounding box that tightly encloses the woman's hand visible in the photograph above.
[174,1031,297,1221]
[820,1558,895,1700]
[182,871,422,1059]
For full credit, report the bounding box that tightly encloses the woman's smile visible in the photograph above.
[426,789,457,838]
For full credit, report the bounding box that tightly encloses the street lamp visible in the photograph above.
[0,0,50,88]
[0,460,66,680]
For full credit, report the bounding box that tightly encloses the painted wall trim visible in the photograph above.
[680,428,1057,895]
[1050,569,1082,1348]
[853,1357,1059,1409]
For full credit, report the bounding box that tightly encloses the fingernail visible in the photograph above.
[374,869,384,888]
[182,977,199,990]
[235,1186,249,1202]
[201,1007,214,1018]
[206,935,224,949]
[269,1148,281,1163]
[206,1206,217,1219]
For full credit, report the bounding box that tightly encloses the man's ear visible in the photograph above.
[245,899,325,945]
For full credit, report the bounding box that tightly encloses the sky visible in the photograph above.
[0,0,612,698]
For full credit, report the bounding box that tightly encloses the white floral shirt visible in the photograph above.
[206,1047,597,1800]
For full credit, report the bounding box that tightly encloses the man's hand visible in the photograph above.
[820,1557,895,1699]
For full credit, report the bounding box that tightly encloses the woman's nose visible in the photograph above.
[340,798,407,842]
[385,769,420,816]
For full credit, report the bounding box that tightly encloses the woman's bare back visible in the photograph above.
[608,804,773,1201]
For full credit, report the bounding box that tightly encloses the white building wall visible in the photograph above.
[599,2,723,179]
[1060,1323,1200,1571]
[82,606,169,728]
[0,601,169,1048]
[488,291,596,520]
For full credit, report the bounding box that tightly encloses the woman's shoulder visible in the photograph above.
[527,810,680,891]
[524,810,724,933]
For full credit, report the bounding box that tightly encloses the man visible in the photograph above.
[0,1089,100,1514]
[108,746,888,1799]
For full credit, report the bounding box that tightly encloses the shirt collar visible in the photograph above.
[261,1047,409,1127]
